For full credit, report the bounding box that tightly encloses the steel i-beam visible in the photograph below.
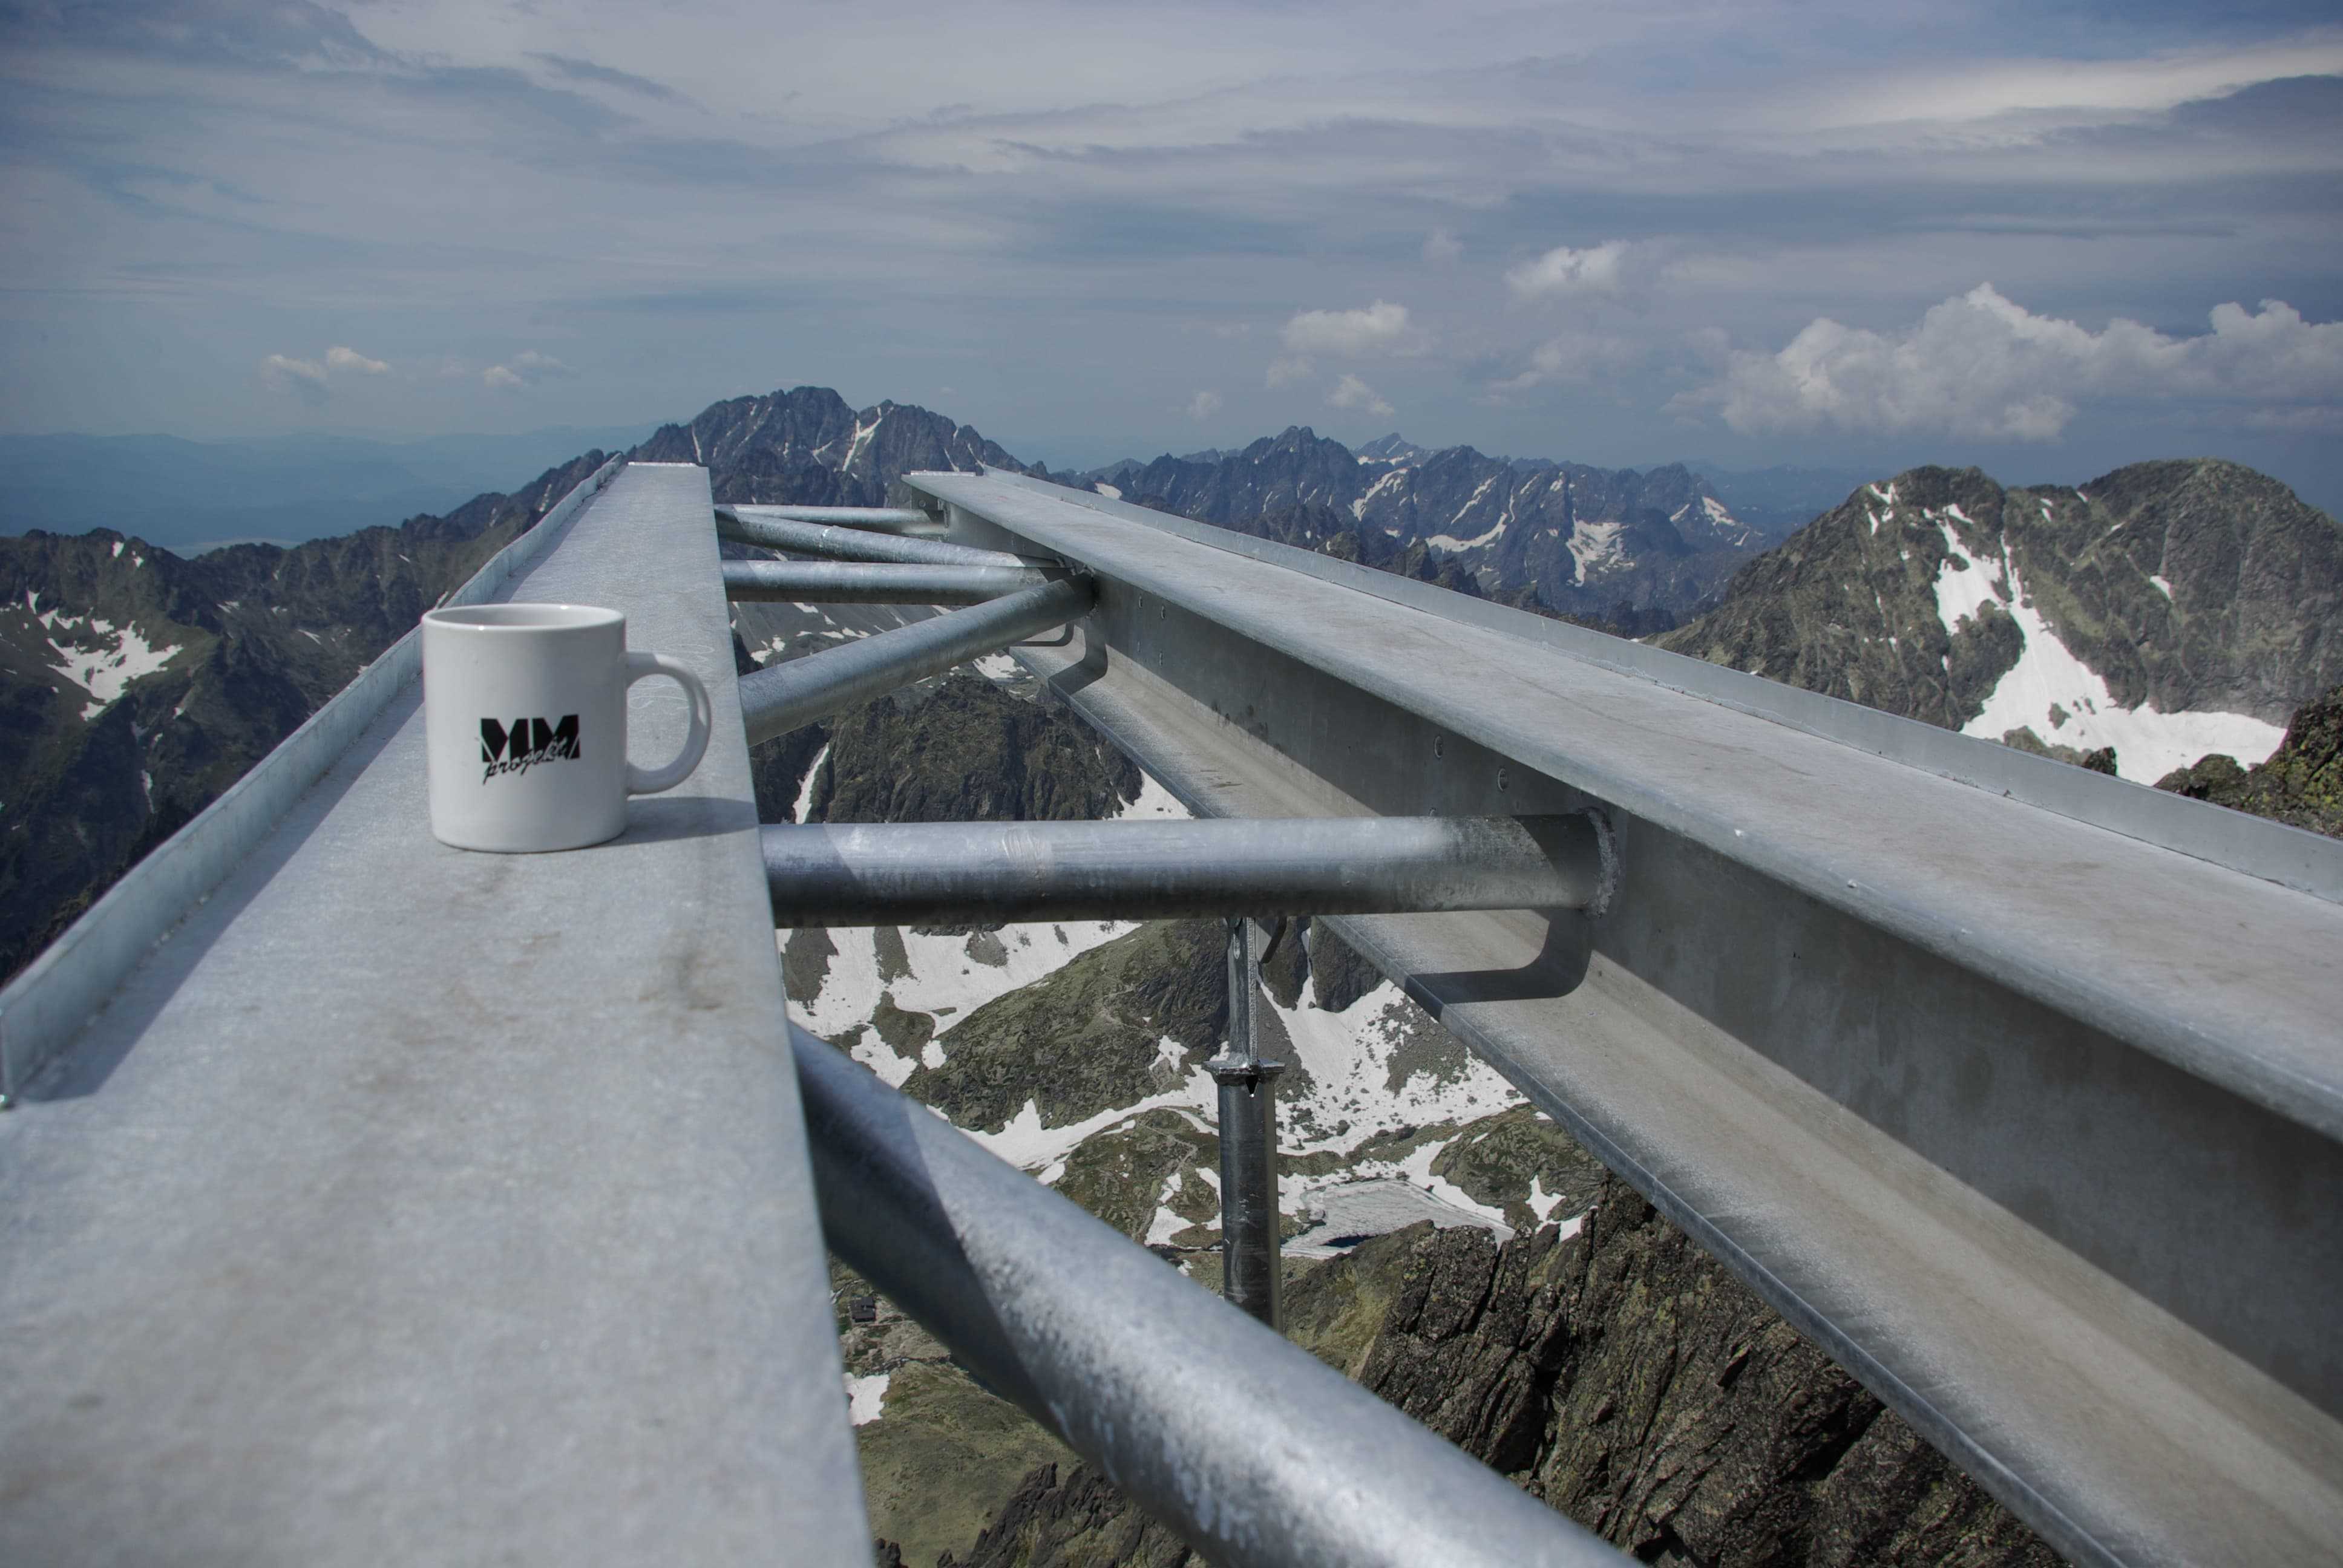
[1209,916,1285,1329]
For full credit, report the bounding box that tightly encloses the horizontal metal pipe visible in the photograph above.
[791,1028,1627,1568]
[716,506,1028,569]
[736,577,1093,747]
[762,812,1615,925]
[726,504,938,535]
[722,560,1056,606]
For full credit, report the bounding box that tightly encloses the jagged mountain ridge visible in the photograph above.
[633,386,1039,508]
[1657,459,2343,782]
[0,451,611,983]
[1081,426,1781,626]
[634,389,1790,628]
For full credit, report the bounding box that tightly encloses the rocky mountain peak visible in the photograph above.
[1658,458,2343,781]
[631,385,1033,507]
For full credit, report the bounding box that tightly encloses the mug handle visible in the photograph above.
[623,652,713,795]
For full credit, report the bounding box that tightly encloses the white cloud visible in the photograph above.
[258,353,329,404]
[1492,330,1647,392]
[1326,373,1394,419]
[1265,356,1313,389]
[482,350,574,390]
[1506,241,1633,301]
[1280,299,1427,358]
[261,345,390,402]
[1423,228,1463,266]
[1688,286,2343,442]
[325,345,388,374]
[1186,389,1222,420]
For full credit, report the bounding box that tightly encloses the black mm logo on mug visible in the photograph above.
[480,715,581,782]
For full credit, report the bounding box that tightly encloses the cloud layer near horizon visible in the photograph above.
[1,0,2339,502]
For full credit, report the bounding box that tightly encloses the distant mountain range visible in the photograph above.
[10,384,2342,985]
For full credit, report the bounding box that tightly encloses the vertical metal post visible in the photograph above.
[1208,916,1286,1330]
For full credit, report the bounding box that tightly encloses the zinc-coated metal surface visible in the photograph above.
[986,469,2343,903]
[717,504,1029,569]
[760,813,1611,924]
[726,503,938,534]
[1211,918,1284,1328]
[0,463,872,1566]
[793,1027,1627,1568]
[0,454,626,1101]
[908,468,2343,1568]
[722,558,1055,604]
[736,575,1093,746]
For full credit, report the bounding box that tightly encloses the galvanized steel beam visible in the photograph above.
[791,1025,1628,1568]
[723,559,1057,605]
[736,576,1092,746]
[906,467,2343,1568]
[716,505,1029,569]
[760,813,1613,925]
[0,463,872,1565]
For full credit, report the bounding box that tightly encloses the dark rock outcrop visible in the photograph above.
[939,1179,2060,1567]
[899,920,1226,1134]
[804,673,1140,826]
[2156,682,2343,837]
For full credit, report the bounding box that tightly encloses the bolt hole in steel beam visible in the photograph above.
[761,813,1616,926]
[735,577,1093,747]
[791,1025,1631,1568]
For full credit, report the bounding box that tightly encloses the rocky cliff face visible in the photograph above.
[2156,681,2343,834]
[0,451,608,982]
[932,1181,2059,1568]
[1656,459,2343,782]
[633,386,1037,507]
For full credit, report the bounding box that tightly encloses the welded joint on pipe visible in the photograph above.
[1204,1055,1285,1088]
[1582,806,1620,920]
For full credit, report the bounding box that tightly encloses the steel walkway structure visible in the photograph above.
[3,458,2341,1567]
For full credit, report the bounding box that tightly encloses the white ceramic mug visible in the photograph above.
[421,603,712,852]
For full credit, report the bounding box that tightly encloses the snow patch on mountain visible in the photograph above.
[1426,521,1505,551]
[37,603,183,714]
[1270,978,1520,1151]
[1932,518,2008,635]
[845,1372,890,1426]
[1567,520,1627,584]
[1960,558,2286,780]
[970,1073,1217,1173]
[796,920,1136,1045]
[1351,467,1407,520]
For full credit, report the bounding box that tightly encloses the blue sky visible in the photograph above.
[2,0,2339,505]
